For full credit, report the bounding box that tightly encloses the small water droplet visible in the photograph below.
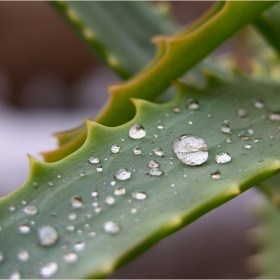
[189,121,193,125]
[114,168,131,181]
[63,252,78,264]
[76,230,82,236]
[130,208,138,214]
[91,190,98,198]
[114,187,126,196]
[238,130,251,140]
[211,170,221,179]
[129,124,146,139]
[68,212,77,221]
[148,160,159,168]
[186,98,199,109]
[89,157,100,164]
[18,224,30,234]
[88,231,96,238]
[21,200,27,205]
[73,241,86,252]
[171,106,180,113]
[57,175,61,178]
[17,249,29,263]
[154,134,158,138]
[111,144,120,153]
[8,205,16,212]
[40,262,58,278]
[23,205,38,215]
[33,182,38,188]
[243,144,252,149]
[267,110,280,121]
[226,137,232,143]
[215,152,232,164]
[71,195,83,208]
[9,270,21,279]
[66,225,75,232]
[207,113,211,118]
[248,129,254,135]
[172,134,208,166]
[237,108,247,117]
[253,99,264,109]
[133,146,142,155]
[92,201,99,208]
[94,207,102,214]
[48,182,54,187]
[0,251,4,262]
[96,165,103,172]
[110,181,116,186]
[105,196,115,205]
[221,124,231,134]
[132,190,147,200]
[153,147,164,157]
[38,225,59,247]
[103,221,121,235]
[157,124,164,129]
[253,138,259,143]
[79,172,85,177]
[145,168,164,176]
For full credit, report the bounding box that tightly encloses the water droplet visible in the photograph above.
[48,182,54,187]
[221,124,231,134]
[133,146,142,155]
[114,168,131,181]
[189,121,193,125]
[172,134,208,166]
[210,170,221,179]
[130,208,138,214]
[76,230,82,235]
[17,249,29,262]
[132,190,147,201]
[237,108,247,117]
[0,251,4,262]
[33,182,38,188]
[157,124,165,129]
[145,168,164,176]
[79,172,85,177]
[238,130,251,140]
[226,137,232,143]
[18,224,30,234]
[91,190,98,198]
[171,106,180,113]
[129,124,146,139]
[92,201,99,208]
[253,138,259,143]
[253,99,264,109]
[8,205,16,212]
[88,231,96,238]
[103,221,121,235]
[40,262,58,278]
[267,110,280,121]
[94,207,102,214]
[243,144,252,149]
[114,187,126,196]
[105,196,115,205]
[153,147,164,157]
[63,252,78,264]
[148,160,159,168]
[68,212,77,221]
[73,241,85,252]
[71,195,83,208]
[110,181,116,186]
[96,165,103,172]
[186,98,199,109]
[89,157,100,164]
[57,175,61,178]
[66,225,75,232]
[21,200,27,205]
[38,225,59,247]
[9,270,21,279]
[111,144,120,153]
[248,129,254,135]
[23,205,38,216]
[215,152,232,164]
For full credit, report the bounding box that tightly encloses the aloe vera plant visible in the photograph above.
[1,1,280,278]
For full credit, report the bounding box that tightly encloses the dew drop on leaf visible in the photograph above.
[38,225,59,247]
[23,205,38,216]
[133,146,142,155]
[153,147,165,157]
[131,191,147,201]
[221,124,231,134]
[114,187,126,196]
[186,98,199,109]
[128,124,146,139]
[210,170,221,179]
[105,196,115,205]
[267,110,280,121]
[103,221,121,235]
[71,195,83,208]
[18,224,30,234]
[88,157,100,164]
[171,106,180,113]
[157,124,165,129]
[91,190,98,198]
[111,144,120,153]
[88,231,96,238]
[17,249,29,263]
[215,152,232,164]
[238,130,251,140]
[73,242,86,252]
[9,270,21,279]
[79,172,85,177]
[226,137,232,143]
[145,168,164,176]
[253,138,259,143]
[40,262,58,278]
[148,160,159,168]
[253,99,264,109]
[48,182,54,187]
[130,208,138,214]
[243,144,252,149]
[63,252,78,264]
[94,207,102,214]
[237,108,247,117]
[8,205,16,212]
[96,165,103,172]
[0,251,4,262]
[172,134,208,166]
[66,225,75,232]
[114,168,131,181]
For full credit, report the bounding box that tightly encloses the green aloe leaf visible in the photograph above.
[43,1,275,163]
[1,74,280,278]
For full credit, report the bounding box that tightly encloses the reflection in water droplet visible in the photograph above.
[172,134,208,166]
[132,191,147,200]
[129,124,146,139]
[89,157,100,164]
[267,110,280,121]
[114,168,131,181]
[73,242,86,252]
[91,190,98,198]
[131,208,138,214]
[17,249,29,262]
[253,99,264,109]
[23,205,38,216]
[114,187,126,196]
[105,196,115,205]
[40,262,58,278]
[103,221,121,235]
[221,124,231,134]
[111,144,120,153]
[186,98,199,109]
[145,168,164,176]
[237,108,247,117]
[71,195,83,208]
[243,144,252,149]
[63,252,78,264]
[79,172,85,177]
[215,152,232,164]
[133,146,142,155]
[9,270,21,279]
[18,224,30,234]
[211,170,221,179]
[148,160,159,168]
[153,147,164,157]
[96,165,103,172]
[38,225,59,247]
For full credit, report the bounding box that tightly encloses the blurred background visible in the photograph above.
[0,1,260,278]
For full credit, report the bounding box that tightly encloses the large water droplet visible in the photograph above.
[71,195,83,208]
[145,168,164,176]
[105,196,115,205]
[133,146,142,155]
[111,144,120,153]
[73,241,86,252]
[211,170,221,179]
[103,221,121,235]
[186,98,199,109]
[221,124,231,134]
[18,224,30,234]
[172,134,208,166]
[153,147,165,157]
[63,252,78,264]
[40,262,58,278]
[253,99,264,109]
[9,270,21,279]
[23,205,38,216]
[17,249,29,262]
[38,225,59,247]
[132,190,147,200]
[89,157,100,164]
[215,152,232,164]
[267,110,280,121]
[148,160,159,168]
[114,187,126,196]
[114,168,131,181]
[129,124,146,139]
